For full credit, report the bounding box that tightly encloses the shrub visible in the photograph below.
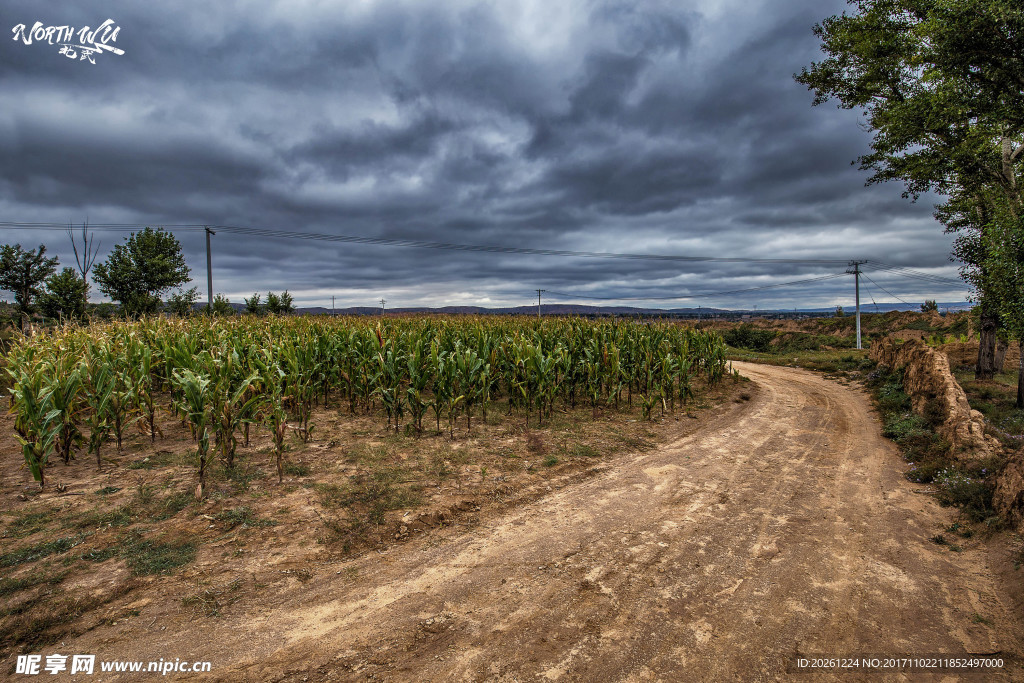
[722,324,776,352]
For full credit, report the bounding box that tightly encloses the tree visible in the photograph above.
[265,291,282,315]
[68,221,100,309]
[244,292,262,315]
[280,290,295,314]
[0,244,59,331]
[921,300,938,313]
[981,208,1024,407]
[166,287,200,317]
[92,227,190,317]
[211,293,234,316]
[797,0,1024,377]
[39,267,88,321]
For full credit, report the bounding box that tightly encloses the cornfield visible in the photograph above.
[5,315,727,495]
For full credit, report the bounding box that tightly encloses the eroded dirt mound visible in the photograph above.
[996,459,1024,531]
[870,337,999,459]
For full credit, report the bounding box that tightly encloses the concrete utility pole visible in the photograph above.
[331,296,335,317]
[536,289,545,319]
[847,260,866,350]
[380,298,386,316]
[205,227,216,311]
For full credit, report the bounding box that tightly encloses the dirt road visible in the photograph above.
[76,363,1023,681]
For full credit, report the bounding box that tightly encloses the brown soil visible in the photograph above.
[20,363,1016,681]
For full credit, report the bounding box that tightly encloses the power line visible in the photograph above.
[864,261,964,286]
[0,221,850,265]
[861,273,912,305]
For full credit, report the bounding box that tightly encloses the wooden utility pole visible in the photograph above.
[205,227,216,311]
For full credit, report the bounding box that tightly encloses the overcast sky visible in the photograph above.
[0,0,969,311]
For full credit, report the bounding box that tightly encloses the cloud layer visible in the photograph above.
[0,0,966,309]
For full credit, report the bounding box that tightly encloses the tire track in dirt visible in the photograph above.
[75,363,1024,681]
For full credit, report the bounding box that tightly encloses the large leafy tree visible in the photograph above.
[92,227,191,317]
[0,244,59,331]
[39,267,88,321]
[796,0,1024,378]
[980,205,1024,407]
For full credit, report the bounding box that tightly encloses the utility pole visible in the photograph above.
[205,227,216,312]
[536,289,545,319]
[847,260,866,350]
[331,295,335,317]
[380,298,386,316]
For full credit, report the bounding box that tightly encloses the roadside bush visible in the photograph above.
[722,324,776,352]
[933,468,995,523]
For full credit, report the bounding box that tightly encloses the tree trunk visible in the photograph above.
[994,338,1009,373]
[977,311,999,379]
[1018,339,1023,409]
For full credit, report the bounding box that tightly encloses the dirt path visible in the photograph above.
[72,363,1023,681]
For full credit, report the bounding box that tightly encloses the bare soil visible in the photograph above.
[9,363,1024,681]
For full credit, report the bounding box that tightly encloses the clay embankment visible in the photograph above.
[870,337,1024,530]
[870,338,999,459]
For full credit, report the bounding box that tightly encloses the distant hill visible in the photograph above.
[182,300,972,318]
[283,301,974,318]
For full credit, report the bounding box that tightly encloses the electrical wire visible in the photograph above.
[0,221,851,265]
[864,260,964,286]
[861,273,911,305]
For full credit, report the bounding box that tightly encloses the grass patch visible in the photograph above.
[568,443,600,458]
[95,486,121,495]
[125,450,177,471]
[214,506,278,530]
[3,511,52,539]
[283,462,310,476]
[0,569,68,597]
[0,535,86,568]
[121,532,197,576]
[71,504,134,530]
[79,546,119,563]
[227,466,266,492]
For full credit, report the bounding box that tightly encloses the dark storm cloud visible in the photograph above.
[0,0,967,310]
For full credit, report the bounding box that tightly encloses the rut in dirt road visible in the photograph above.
[95,363,1024,681]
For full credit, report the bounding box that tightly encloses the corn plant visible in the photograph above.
[453,344,484,432]
[82,346,117,468]
[7,362,60,489]
[171,368,213,499]
[253,352,289,482]
[208,346,259,470]
[405,338,432,436]
[44,353,84,465]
